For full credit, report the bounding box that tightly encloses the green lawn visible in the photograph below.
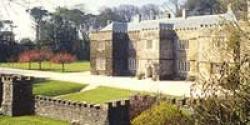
[0,61,90,72]
[0,116,68,125]
[59,86,135,104]
[33,80,87,96]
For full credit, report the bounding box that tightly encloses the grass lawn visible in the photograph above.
[33,80,87,96]
[0,116,68,125]
[59,86,135,104]
[0,61,90,72]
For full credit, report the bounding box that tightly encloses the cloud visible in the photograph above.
[0,0,166,40]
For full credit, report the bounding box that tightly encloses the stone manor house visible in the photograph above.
[90,4,249,80]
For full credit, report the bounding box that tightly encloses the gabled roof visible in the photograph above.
[100,11,237,32]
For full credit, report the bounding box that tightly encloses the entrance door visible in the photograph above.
[146,65,153,78]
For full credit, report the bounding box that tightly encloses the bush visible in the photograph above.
[131,102,192,125]
[19,49,53,70]
[50,52,76,72]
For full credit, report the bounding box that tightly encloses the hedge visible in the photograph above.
[131,102,193,125]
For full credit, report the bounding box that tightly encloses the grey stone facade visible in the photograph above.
[90,6,249,80]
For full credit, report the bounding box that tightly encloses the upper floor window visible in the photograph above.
[128,58,136,71]
[97,42,105,51]
[178,40,189,50]
[178,60,190,72]
[211,63,221,74]
[212,36,226,48]
[96,58,106,70]
[146,40,153,49]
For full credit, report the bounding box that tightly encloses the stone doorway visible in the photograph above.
[0,81,2,107]
[145,65,153,78]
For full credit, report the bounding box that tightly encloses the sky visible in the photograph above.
[0,0,174,40]
[11,0,168,14]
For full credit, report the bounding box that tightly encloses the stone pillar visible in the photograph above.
[1,75,33,116]
[0,75,3,107]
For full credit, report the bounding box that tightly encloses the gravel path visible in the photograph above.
[0,67,193,97]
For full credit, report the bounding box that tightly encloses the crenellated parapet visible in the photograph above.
[1,75,33,84]
[35,95,130,125]
[35,96,104,110]
[106,99,130,108]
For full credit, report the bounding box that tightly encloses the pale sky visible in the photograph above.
[0,0,178,40]
[27,0,167,14]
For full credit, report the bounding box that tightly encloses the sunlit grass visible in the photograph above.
[0,61,90,72]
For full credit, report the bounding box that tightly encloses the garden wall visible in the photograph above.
[0,74,200,125]
[34,96,130,125]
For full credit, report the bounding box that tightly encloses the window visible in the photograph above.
[96,58,106,70]
[128,58,136,70]
[185,61,190,71]
[211,63,221,74]
[179,40,189,50]
[97,42,105,51]
[128,41,135,50]
[146,40,153,49]
[178,60,190,72]
[213,36,225,48]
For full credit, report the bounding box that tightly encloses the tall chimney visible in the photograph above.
[132,14,142,23]
[227,3,233,13]
[182,9,187,19]
[106,20,112,25]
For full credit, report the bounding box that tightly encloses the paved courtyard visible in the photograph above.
[0,67,193,97]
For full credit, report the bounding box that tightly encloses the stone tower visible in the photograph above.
[0,75,33,116]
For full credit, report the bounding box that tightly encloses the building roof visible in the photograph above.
[100,11,237,32]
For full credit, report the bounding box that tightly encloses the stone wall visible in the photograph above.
[34,96,130,125]
[129,95,157,119]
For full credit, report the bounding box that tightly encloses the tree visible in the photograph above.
[30,7,90,60]
[113,4,139,22]
[140,4,160,20]
[30,7,49,42]
[19,50,36,69]
[185,0,225,15]
[191,1,250,124]
[20,38,35,51]
[19,49,52,70]
[97,7,124,26]
[168,0,184,17]
[33,50,53,70]
[51,52,76,72]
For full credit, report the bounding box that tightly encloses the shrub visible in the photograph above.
[131,102,192,125]
[19,49,53,70]
[51,52,76,72]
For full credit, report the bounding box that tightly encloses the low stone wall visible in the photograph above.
[34,96,130,125]
[129,95,157,119]
[0,74,200,125]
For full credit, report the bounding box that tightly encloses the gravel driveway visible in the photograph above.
[0,67,193,97]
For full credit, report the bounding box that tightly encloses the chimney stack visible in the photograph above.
[106,20,112,25]
[227,3,233,13]
[132,14,142,23]
[182,9,187,19]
